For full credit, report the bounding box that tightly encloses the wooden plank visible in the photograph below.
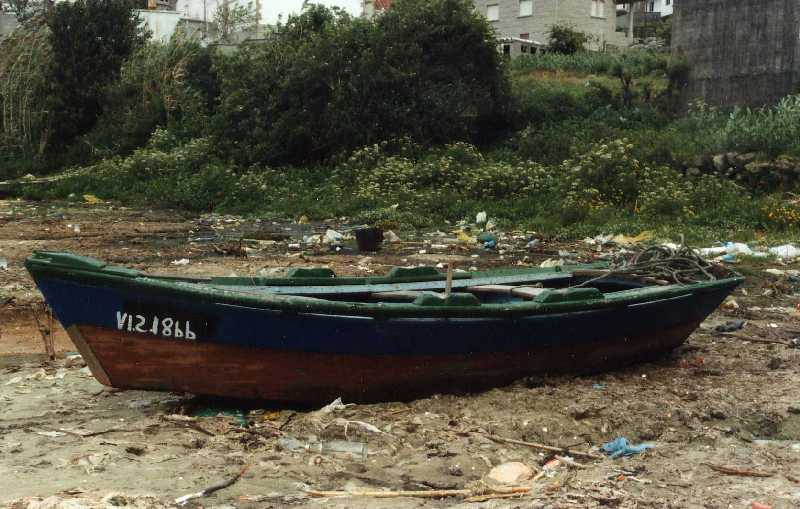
[207,272,571,296]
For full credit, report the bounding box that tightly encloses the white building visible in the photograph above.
[619,0,672,17]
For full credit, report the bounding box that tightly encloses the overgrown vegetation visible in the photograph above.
[5,0,800,241]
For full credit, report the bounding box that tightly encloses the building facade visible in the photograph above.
[472,0,627,49]
[619,0,672,18]
[362,0,628,49]
[672,0,800,108]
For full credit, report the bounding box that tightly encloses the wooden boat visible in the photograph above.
[26,251,742,404]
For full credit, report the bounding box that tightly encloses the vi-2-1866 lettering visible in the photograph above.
[116,311,196,340]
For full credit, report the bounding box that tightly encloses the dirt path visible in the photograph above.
[2,198,800,508]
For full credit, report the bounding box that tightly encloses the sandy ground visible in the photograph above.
[2,198,800,508]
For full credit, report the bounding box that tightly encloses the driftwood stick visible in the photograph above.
[306,489,471,498]
[484,434,604,460]
[704,463,774,478]
[175,464,251,505]
[464,488,530,503]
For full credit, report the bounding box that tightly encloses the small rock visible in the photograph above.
[788,406,800,415]
[709,409,727,420]
[383,230,401,243]
[448,464,463,476]
[486,461,534,485]
[767,357,783,370]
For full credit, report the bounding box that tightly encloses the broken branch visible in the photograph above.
[482,433,604,460]
[704,463,774,477]
[175,464,251,505]
[306,486,530,500]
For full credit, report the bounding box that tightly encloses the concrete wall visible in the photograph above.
[472,0,628,49]
[672,0,800,108]
[0,13,19,40]
[137,10,184,42]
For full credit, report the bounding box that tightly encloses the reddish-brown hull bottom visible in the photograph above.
[71,323,699,404]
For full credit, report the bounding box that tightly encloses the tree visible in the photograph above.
[213,0,510,166]
[45,0,146,156]
[214,0,258,43]
[6,0,46,21]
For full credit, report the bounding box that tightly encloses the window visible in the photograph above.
[519,0,532,17]
[521,45,528,53]
[666,0,671,4]
[363,0,374,16]
[591,0,605,18]
[487,4,499,21]
[519,33,530,40]
[648,1,655,11]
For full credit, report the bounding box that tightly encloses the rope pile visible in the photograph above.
[577,244,740,287]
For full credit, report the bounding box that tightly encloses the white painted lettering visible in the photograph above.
[150,316,159,335]
[162,317,173,337]
[116,312,128,330]
[185,322,196,340]
[134,315,146,333]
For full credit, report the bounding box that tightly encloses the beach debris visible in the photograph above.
[751,503,772,509]
[704,463,774,478]
[175,464,251,506]
[600,437,653,458]
[476,211,487,227]
[721,297,740,312]
[316,397,353,415]
[83,194,102,204]
[483,434,603,460]
[715,319,746,333]
[0,257,7,270]
[278,437,368,461]
[305,486,530,501]
[477,232,497,249]
[323,229,343,246]
[383,230,401,243]
[486,462,535,485]
[769,244,800,259]
[170,258,190,266]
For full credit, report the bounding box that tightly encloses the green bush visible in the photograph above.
[46,0,146,157]
[547,24,589,55]
[511,50,669,78]
[213,0,510,167]
[82,30,218,161]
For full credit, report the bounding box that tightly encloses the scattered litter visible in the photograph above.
[0,257,7,270]
[170,258,190,266]
[456,231,475,243]
[65,353,85,368]
[278,437,368,460]
[704,463,774,478]
[592,383,605,390]
[83,194,102,204]
[316,397,353,415]
[539,258,564,268]
[486,462,534,485]
[721,297,740,312]
[176,464,251,506]
[715,319,745,333]
[323,229,343,246]
[383,230,401,243]
[35,430,66,438]
[477,232,497,249]
[526,239,540,250]
[769,244,800,259]
[601,437,653,458]
[752,503,772,509]
[476,211,487,226]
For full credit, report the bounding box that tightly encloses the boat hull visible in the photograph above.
[27,253,741,403]
[68,320,700,403]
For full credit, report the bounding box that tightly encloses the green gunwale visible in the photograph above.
[25,251,744,319]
